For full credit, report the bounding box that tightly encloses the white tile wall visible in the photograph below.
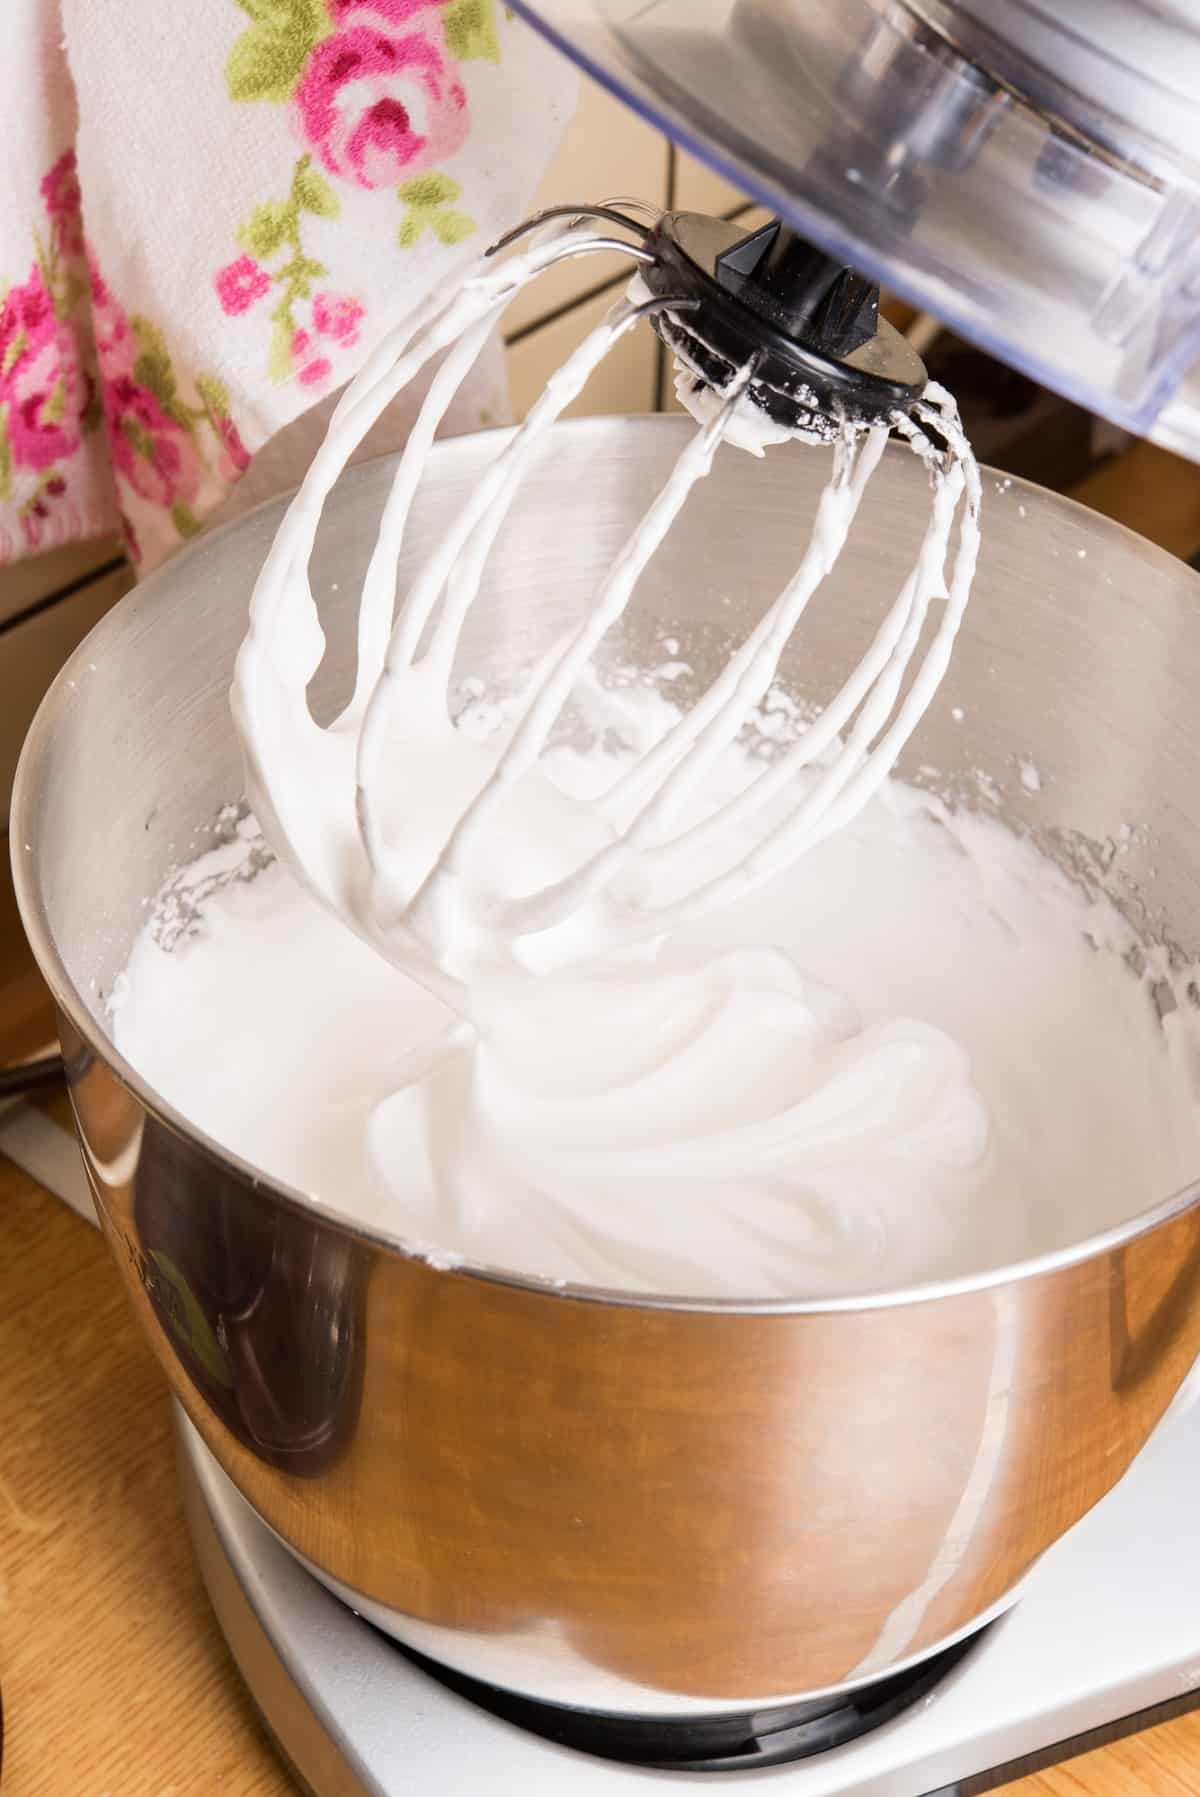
[508,280,661,421]
[674,148,752,220]
[503,86,754,424]
[504,81,671,339]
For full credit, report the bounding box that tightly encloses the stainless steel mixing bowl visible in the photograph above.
[12,417,1200,1718]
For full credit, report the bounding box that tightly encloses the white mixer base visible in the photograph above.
[175,1399,1200,1795]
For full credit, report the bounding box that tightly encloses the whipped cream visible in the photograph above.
[112,236,1193,1301]
[111,702,1200,1297]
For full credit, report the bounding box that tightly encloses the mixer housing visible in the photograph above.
[509,0,1200,456]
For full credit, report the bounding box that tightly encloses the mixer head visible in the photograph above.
[641,211,926,439]
[507,1,1200,458]
[492,203,928,442]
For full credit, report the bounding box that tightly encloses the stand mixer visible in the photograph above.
[13,4,1200,1794]
[510,0,1200,456]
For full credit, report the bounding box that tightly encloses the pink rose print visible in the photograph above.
[289,327,334,388]
[0,148,106,566]
[215,254,273,316]
[292,11,469,190]
[312,289,364,346]
[224,155,370,387]
[214,411,252,481]
[0,267,86,472]
[327,0,453,21]
[88,254,137,377]
[86,252,255,563]
[103,372,204,511]
[40,149,85,259]
[20,474,83,554]
[1,149,263,570]
[220,0,501,384]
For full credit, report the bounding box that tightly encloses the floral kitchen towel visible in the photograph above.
[1,0,575,571]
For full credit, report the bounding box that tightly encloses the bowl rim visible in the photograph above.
[12,414,1200,1317]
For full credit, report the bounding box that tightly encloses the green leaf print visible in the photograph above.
[228,154,353,385]
[58,269,88,318]
[131,317,197,431]
[132,346,177,409]
[2,330,27,381]
[239,199,296,259]
[226,24,312,104]
[130,317,177,384]
[171,502,203,539]
[399,173,462,210]
[287,254,328,297]
[123,416,157,461]
[397,174,476,250]
[235,0,325,27]
[226,0,329,104]
[432,211,476,246]
[43,376,67,427]
[294,159,339,220]
[268,306,294,384]
[196,373,233,424]
[443,0,501,62]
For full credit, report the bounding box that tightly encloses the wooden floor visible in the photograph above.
[0,1148,1196,1795]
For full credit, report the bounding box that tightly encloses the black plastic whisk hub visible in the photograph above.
[642,211,927,437]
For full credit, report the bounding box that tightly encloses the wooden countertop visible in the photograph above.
[0,1139,1198,1795]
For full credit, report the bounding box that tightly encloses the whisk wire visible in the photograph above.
[669,414,966,861]
[350,309,499,716]
[460,389,979,953]
[403,316,743,932]
[606,421,887,820]
[355,285,697,890]
[617,422,888,833]
[237,217,979,991]
[608,395,982,936]
[269,222,651,661]
[418,292,702,690]
[483,415,876,940]
[428,367,761,938]
[485,204,653,256]
[237,221,654,954]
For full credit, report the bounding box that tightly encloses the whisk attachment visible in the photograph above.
[486,201,653,254]
[642,212,928,441]
[235,199,977,999]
